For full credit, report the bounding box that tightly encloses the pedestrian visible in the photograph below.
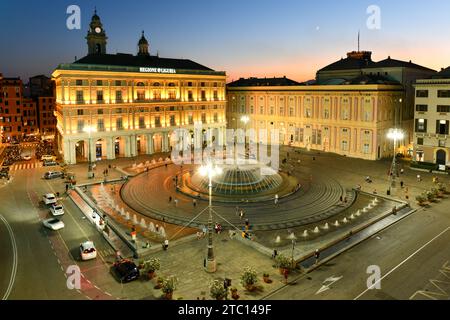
[272,249,278,259]
[115,250,122,262]
[169,196,172,203]
[400,181,404,188]
[417,174,421,182]
[163,239,169,250]
[65,184,69,193]
[339,196,343,202]
[156,224,159,233]
[174,199,178,207]
[193,199,197,207]
[373,189,377,195]
[400,168,404,174]
[274,194,279,205]
[392,206,397,215]
[239,210,244,220]
[314,249,320,264]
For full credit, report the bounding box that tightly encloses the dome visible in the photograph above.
[138,31,148,45]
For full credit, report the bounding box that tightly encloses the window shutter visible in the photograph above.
[424,120,427,133]
[436,120,440,134]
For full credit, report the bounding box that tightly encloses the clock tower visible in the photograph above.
[86,9,108,55]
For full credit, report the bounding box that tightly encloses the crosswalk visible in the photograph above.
[9,161,43,171]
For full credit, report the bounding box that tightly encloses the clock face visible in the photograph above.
[95,27,101,34]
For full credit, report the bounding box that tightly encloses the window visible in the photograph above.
[341,140,348,151]
[213,91,218,100]
[324,109,329,119]
[417,138,424,145]
[116,118,123,130]
[416,90,429,98]
[214,113,218,122]
[76,80,83,86]
[115,80,122,86]
[415,119,427,133]
[363,143,370,154]
[137,90,145,101]
[77,120,85,132]
[201,91,206,101]
[168,91,176,100]
[279,107,284,115]
[97,109,104,115]
[96,80,103,86]
[250,106,254,114]
[139,117,145,129]
[97,91,103,102]
[188,115,194,125]
[438,90,450,98]
[169,115,176,126]
[116,91,123,102]
[153,91,161,100]
[200,82,206,87]
[305,108,311,118]
[416,105,428,112]
[116,108,122,114]
[270,107,274,115]
[436,120,449,135]
[201,113,207,123]
[153,82,160,87]
[188,91,193,101]
[97,119,105,131]
[437,105,450,113]
[187,82,193,87]
[77,109,84,116]
[155,116,161,127]
[289,107,294,117]
[16,100,20,106]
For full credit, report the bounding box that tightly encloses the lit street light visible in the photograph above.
[287,232,297,268]
[83,124,97,179]
[199,161,223,273]
[387,128,404,193]
[240,116,250,156]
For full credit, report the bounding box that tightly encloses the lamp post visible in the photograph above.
[287,232,297,268]
[199,161,223,273]
[83,124,97,179]
[240,116,250,157]
[387,128,404,192]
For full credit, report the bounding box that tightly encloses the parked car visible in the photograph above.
[49,203,64,216]
[42,218,65,231]
[41,155,56,162]
[43,161,58,167]
[42,193,57,205]
[80,241,97,261]
[112,260,139,283]
[44,171,64,179]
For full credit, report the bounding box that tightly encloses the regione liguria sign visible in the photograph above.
[139,67,176,74]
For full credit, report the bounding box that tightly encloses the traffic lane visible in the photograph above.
[0,218,14,299]
[267,203,450,300]
[357,228,450,300]
[2,170,81,299]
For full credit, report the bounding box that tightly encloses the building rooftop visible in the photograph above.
[365,56,436,72]
[433,66,450,79]
[73,53,214,72]
[227,76,302,87]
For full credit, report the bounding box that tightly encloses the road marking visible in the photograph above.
[0,214,18,300]
[354,226,450,300]
[316,276,343,295]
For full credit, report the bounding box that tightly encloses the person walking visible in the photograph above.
[193,199,197,207]
[400,181,404,188]
[163,239,169,250]
[417,174,421,182]
[274,194,279,205]
[314,249,320,264]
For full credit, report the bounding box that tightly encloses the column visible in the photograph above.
[147,133,154,154]
[90,136,97,163]
[106,136,115,160]
[124,135,132,157]
[130,134,137,157]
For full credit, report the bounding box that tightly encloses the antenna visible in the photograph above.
[358,30,360,52]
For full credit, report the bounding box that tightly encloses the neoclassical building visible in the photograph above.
[227,51,436,160]
[413,67,450,167]
[52,12,226,165]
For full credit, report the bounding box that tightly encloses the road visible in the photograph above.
[0,150,161,300]
[265,200,450,300]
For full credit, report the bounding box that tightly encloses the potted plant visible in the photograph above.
[161,276,178,300]
[263,273,272,284]
[437,183,447,194]
[275,254,291,275]
[426,190,435,202]
[143,258,160,280]
[230,287,239,300]
[416,195,426,206]
[240,267,258,292]
[209,280,227,300]
[154,276,164,289]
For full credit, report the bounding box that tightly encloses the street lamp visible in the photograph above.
[199,161,223,273]
[83,124,97,179]
[287,232,297,268]
[240,116,250,156]
[387,128,404,192]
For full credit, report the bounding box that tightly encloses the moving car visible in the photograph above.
[112,260,139,283]
[41,155,56,162]
[43,160,58,167]
[22,155,32,161]
[44,171,64,179]
[42,193,57,205]
[42,218,65,231]
[49,203,64,216]
[80,241,97,261]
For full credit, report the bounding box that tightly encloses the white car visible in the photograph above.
[43,218,65,231]
[80,241,97,261]
[41,155,56,162]
[22,155,32,161]
[49,203,64,216]
[43,193,57,205]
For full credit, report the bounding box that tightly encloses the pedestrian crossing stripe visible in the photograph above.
[9,162,43,171]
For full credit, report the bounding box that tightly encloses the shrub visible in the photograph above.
[209,280,227,300]
[143,258,161,273]
[240,267,258,288]
[274,254,291,270]
[161,276,178,294]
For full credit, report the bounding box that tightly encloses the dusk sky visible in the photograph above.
[1,0,450,82]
